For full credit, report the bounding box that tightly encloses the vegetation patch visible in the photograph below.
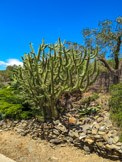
[78,105,101,116]
[0,86,34,120]
[109,83,122,141]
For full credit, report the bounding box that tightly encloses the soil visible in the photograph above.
[0,130,120,162]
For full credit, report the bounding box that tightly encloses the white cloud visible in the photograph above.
[0,59,23,67]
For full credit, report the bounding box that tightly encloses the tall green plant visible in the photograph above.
[14,38,99,119]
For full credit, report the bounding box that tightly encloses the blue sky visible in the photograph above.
[0,0,122,70]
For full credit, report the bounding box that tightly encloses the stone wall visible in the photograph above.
[0,111,122,160]
[88,69,122,93]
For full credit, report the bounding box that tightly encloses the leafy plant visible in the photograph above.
[0,87,34,120]
[78,105,101,116]
[0,82,5,90]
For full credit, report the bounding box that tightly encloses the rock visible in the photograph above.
[68,117,77,125]
[83,145,91,153]
[93,123,99,129]
[66,137,73,143]
[69,130,79,138]
[97,117,103,123]
[105,144,112,151]
[98,131,105,135]
[99,126,105,132]
[50,139,61,144]
[82,124,90,132]
[17,128,22,134]
[92,129,98,135]
[116,142,122,146]
[55,124,67,133]
[85,138,94,144]
[53,120,60,125]
[79,133,86,140]
[96,142,103,147]
[94,135,101,139]
[53,129,60,135]
[103,134,109,141]
[107,138,113,145]
[113,136,119,143]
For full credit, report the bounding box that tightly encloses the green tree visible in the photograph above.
[82,16,122,78]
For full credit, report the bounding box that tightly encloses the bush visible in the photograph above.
[0,82,5,90]
[109,83,122,141]
[0,87,34,120]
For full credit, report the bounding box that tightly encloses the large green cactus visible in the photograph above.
[14,38,99,120]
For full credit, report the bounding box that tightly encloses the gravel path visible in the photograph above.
[0,130,120,162]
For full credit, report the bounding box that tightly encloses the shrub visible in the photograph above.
[109,83,122,141]
[0,82,5,90]
[0,87,33,120]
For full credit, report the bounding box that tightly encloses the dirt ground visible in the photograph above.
[0,130,120,162]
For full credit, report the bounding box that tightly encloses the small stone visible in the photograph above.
[108,138,113,145]
[82,124,90,132]
[105,144,112,150]
[68,117,77,125]
[94,135,101,139]
[79,135,86,140]
[96,142,103,147]
[17,128,22,134]
[97,117,103,123]
[87,130,92,134]
[92,129,98,135]
[83,145,91,153]
[113,136,119,143]
[98,131,105,135]
[69,130,79,138]
[55,124,67,133]
[111,144,121,150]
[66,137,73,143]
[53,129,60,135]
[116,142,122,146]
[85,138,94,144]
[93,123,99,129]
[50,139,61,144]
[99,126,105,132]
[103,134,109,141]
[53,120,60,125]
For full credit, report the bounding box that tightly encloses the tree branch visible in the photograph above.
[98,58,114,72]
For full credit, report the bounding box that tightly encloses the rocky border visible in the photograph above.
[0,110,122,160]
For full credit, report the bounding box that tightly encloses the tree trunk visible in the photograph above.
[114,36,121,70]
